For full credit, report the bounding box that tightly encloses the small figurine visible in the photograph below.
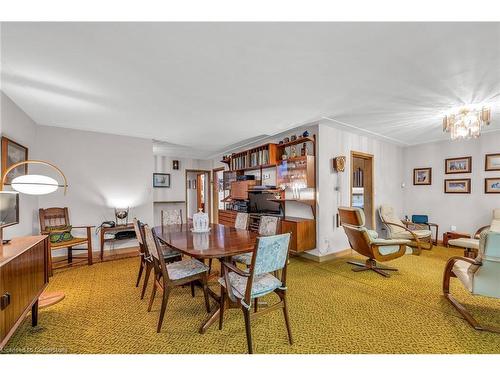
[302,130,310,137]
[291,146,297,158]
[291,134,297,141]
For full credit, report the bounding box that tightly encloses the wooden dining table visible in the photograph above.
[154,223,258,333]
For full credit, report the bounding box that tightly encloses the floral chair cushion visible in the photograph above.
[235,212,249,230]
[162,209,182,225]
[166,258,208,280]
[259,216,279,236]
[253,233,291,275]
[218,271,282,299]
[232,252,252,265]
[160,244,182,260]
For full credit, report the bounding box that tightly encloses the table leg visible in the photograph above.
[31,299,39,327]
[100,231,104,261]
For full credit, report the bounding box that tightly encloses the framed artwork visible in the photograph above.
[1,136,29,184]
[444,178,471,194]
[413,168,432,185]
[485,153,500,171]
[445,156,472,174]
[153,173,170,188]
[484,177,500,194]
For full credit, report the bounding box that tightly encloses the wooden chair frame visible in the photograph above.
[142,225,210,333]
[134,219,183,300]
[443,256,500,334]
[219,237,293,354]
[39,207,94,273]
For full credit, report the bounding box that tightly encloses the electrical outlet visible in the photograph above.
[451,225,457,231]
[263,173,270,179]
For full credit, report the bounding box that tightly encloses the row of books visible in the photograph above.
[249,149,270,167]
[231,154,247,170]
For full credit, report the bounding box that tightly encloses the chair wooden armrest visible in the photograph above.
[221,261,250,277]
[72,225,96,229]
[384,222,420,242]
[443,256,482,294]
[371,241,408,260]
[474,225,490,239]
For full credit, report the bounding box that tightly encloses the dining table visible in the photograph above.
[154,223,258,333]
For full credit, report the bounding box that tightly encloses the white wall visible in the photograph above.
[0,91,39,238]
[153,155,212,225]
[34,125,154,250]
[316,122,405,256]
[403,133,500,235]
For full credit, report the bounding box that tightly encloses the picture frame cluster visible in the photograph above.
[413,153,500,194]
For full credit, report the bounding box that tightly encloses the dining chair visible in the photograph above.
[161,209,183,226]
[233,215,280,266]
[218,233,292,354]
[235,212,249,230]
[142,224,211,333]
[133,218,182,300]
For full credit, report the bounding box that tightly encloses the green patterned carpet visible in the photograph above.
[3,246,500,354]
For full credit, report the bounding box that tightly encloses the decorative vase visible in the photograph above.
[192,208,209,232]
[302,130,310,137]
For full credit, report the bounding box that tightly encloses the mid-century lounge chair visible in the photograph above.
[339,206,412,277]
[448,209,500,258]
[379,204,433,254]
[218,233,293,354]
[443,229,500,333]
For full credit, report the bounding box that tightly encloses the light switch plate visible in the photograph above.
[451,225,457,231]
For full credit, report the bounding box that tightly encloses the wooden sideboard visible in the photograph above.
[0,235,49,351]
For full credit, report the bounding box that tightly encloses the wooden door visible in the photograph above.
[350,152,374,229]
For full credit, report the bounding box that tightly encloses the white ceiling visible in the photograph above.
[1,22,499,158]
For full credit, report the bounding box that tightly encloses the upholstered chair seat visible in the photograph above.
[218,272,282,299]
[448,238,480,250]
[167,258,209,280]
[391,229,432,240]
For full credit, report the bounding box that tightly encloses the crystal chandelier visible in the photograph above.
[443,106,491,140]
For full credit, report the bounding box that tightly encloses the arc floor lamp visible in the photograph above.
[1,159,68,308]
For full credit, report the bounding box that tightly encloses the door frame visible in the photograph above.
[212,167,225,224]
[185,169,212,223]
[349,151,375,229]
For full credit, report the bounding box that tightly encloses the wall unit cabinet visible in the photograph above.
[218,210,238,227]
[230,180,257,200]
[281,217,316,252]
[1,236,49,350]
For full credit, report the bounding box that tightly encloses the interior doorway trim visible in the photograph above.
[185,169,212,223]
[212,167,225,224]
[349,151,375,229]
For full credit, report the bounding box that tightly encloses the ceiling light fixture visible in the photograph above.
[443,106,491,140]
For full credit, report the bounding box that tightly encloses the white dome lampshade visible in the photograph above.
[11,174,59,195]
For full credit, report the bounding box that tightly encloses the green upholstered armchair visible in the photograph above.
[339,206,413,277]
[443,229,500,333]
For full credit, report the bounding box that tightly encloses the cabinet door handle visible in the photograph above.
[0,292,11,310]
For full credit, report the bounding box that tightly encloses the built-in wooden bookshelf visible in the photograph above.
[221,143,279,172]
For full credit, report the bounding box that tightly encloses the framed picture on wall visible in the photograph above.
[444,178,471,194]
[445,156,472,174]
[485,153,500,171]
[153,173,170,188]
[485,177,500,194]
[413,168,432,185]
[1,136,29,184]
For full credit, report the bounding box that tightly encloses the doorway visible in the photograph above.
[212,167,225,224]
[185,169,211,222]
[350,151,374,229]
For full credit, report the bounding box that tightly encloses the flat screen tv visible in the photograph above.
[248,192,282,215]
[0,191,19,228]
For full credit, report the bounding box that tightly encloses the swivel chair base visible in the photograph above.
[347,258,398,278]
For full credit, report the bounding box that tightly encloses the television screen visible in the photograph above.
[0,191,19,228]
[248,192,282,215]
